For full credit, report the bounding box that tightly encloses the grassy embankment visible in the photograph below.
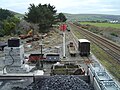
[80,22,120,29]
[70,24,120,82]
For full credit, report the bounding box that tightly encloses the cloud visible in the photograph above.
[0,0,120,15]
[99,9,118,12]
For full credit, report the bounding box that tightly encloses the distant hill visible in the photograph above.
[14,13,24,19]
[10,11,24,19]
[64,13,120,22]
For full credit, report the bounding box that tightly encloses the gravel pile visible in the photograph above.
[24,75,93,90]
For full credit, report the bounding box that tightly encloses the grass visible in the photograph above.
[80,22,120,29]
[14,13,24,18]
[91,44,120,81]
[70,24,120,82]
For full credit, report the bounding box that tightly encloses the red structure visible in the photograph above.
[28,54,46,63]
[60,24,67,31]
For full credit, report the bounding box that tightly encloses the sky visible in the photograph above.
[0,0,120,15]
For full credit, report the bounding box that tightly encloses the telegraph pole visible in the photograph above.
[36,35,44,69]
[60,24,67,58]
[63,30,66,58]
[39,35,44,69]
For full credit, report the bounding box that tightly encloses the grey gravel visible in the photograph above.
[25,75,93,90]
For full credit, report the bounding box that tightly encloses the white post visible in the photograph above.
[63,31,66,58]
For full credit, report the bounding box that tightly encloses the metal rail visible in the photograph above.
[0,74,34,80]
[69,23,120,63]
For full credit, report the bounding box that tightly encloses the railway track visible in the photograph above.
[68,30,92,65]
[81,57,93,65]
[63,26,93,66]
[69,23,120,63]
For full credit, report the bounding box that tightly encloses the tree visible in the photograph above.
[57,13,67,22]
[0,8,20,36]
[7,16,20,24]
[3,20,16,35]
[25,3,57,33]
[0,8,14,21]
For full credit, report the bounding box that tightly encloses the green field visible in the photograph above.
[80,22,120,29]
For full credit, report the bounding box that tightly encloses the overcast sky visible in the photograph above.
[0,0,120,15]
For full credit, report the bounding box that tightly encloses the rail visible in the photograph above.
[69,23,120,63]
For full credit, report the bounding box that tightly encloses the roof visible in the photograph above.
[0,42,7,47]
[46,53,60,56]
[78,39,90,43]
[101,81,120,90]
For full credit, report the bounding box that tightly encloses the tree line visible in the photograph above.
[25,3,67,33]
[0,3,67,37]
[0,8,20,37]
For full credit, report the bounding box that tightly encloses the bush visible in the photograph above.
[110,33,118,37]
[0,29,5,37]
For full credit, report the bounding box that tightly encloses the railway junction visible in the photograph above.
[0,23,119,90]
